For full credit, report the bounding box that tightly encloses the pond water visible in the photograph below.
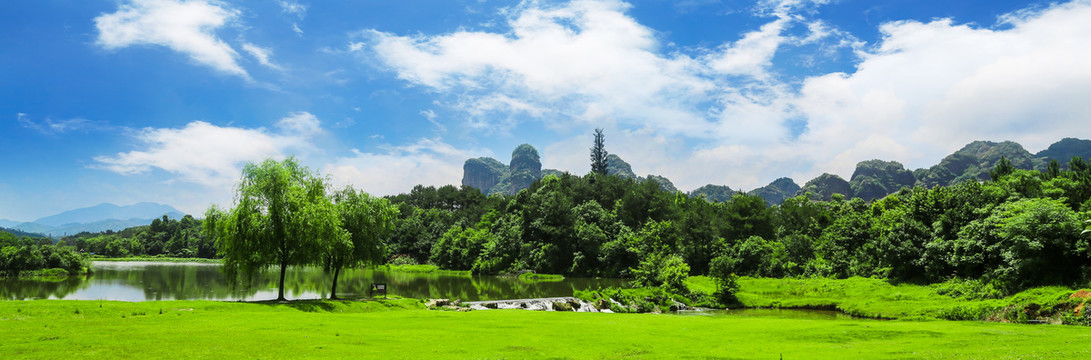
[0,262,627,302]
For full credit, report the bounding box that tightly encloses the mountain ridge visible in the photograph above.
[459,138,1091,205]
[7,202,185,237]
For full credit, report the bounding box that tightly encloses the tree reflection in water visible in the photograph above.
[0,262,627,301]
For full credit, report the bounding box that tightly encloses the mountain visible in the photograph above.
[462,157,507,192]
[799,173,852,201]
[1034,137,1091,169]
[33,202,183,227]
[1,226,47,238]
[606,154,638,179]
[849,160,916,201]
[0,219,20,228]
[461,144,546,196]
[689,184,736,203]
[749,177,800,205]
[8,202,184,237]
[914,141,1037,188]
[459,137,1090,205]
[646,175,679,193]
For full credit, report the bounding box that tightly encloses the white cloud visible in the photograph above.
[94,0,248,78]
[325,138,483,196]
[278,1,307,19]
[17,113,97,134]
[365,0,1091,191]
[241,43,282,70]
[365,0,715,132]
[93,112,324,188]
[792,0,1091,175]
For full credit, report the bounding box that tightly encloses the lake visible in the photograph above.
[0,261,627,302]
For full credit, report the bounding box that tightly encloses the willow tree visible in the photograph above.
[204,157,345,301]
[326,187,399,299]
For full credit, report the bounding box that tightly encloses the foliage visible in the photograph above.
[326,187,399,299]
[204,157,345,301]
[64,215,213,258]
[590,128,608,176]
[1,242,87,277]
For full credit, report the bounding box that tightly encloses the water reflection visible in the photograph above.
[0,262,627,302]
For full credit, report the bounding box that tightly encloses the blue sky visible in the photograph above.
[2,0,1089,221]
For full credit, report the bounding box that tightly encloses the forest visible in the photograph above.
[384,155,1091,297]
[4,151,1090,302]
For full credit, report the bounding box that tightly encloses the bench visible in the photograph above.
[370,283,387,298]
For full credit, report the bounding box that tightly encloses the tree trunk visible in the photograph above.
[330,267,341,300]
[277,261,287,301]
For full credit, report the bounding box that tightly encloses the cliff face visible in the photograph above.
[799,173,852,201]
[462,157,506,192]
[460,144,546,196]
[507,144,543,195]
[850,160,916,201]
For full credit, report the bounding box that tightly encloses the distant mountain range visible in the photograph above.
[0,202,185,238]
[461,138,1091,205]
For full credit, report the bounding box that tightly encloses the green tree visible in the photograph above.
[990,155,1014,181]
[328,187,399,299]
[204,158,343,301]
[590,128,608,176]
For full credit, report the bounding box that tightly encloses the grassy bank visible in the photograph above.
[684,276,1091,324]
[90,256,221,263]
[1,299,1088,359]
[382,264,471,275]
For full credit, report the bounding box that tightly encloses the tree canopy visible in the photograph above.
[204,157,345,301]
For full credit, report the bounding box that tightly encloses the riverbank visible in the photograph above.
[90,256,221,263]
[685,276,1091,324]
[0,299,1087,359]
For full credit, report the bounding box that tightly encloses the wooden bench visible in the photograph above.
[370,283,387,298]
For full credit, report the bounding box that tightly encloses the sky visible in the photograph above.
[2,0,1090,221]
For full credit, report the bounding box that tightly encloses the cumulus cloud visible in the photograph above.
[93,112,324,188]
[325,138,482,196]
[364,0,716,132]
[94,0,248,78]
[364,0,1091,191]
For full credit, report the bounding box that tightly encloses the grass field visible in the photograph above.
[1,298,1089,359]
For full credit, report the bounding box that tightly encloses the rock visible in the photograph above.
[566,299,582,310]
[425,299,450,308]
[645,175,679,193]
[552,301,572,312]
[484,302,498,309]
[606,154,638,179]
[462,157,506,192]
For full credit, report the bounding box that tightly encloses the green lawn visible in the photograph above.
[685,276,1090,323]
[1,299,1088,359]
